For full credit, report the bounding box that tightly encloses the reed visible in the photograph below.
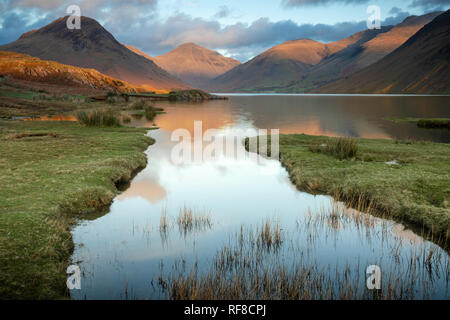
[76,109,121,127]
[177,206,212,234]
[309,137,358,160]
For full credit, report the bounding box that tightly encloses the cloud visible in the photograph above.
[282,0,369,7]
[214,5,231,19]
[116,10,409,62]
[0,0,159,44]
[389,7,402,15]
[0,0,412,62]
[409,0,450,10]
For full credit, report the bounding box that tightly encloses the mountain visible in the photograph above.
[152,43,241,87]
[124,44,154,62]
[209,34,373,92]
[0,16,188,90]
[285,11,442,92]
[0,51,143,93]
[316,10,450,94]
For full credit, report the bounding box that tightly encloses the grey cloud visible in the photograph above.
[0,0,414,62]
[409,0,450,9]
[117,11,409,62]
[282,0,369,7]
[214,5,231,18]
[389,7,402,15]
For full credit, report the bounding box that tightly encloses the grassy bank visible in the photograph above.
[246,134,450,247]
[387,117,450,129]
[0,120,153,299]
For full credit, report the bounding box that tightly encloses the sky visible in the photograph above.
[0,0,449,62]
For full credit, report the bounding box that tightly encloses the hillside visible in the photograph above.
[124,44,154,62]
[286,11,442,92]
[316,10,450,94]
[153,43,241,88]
[0,16,189,91]
[0,51,143,93]
[209,35,370,92]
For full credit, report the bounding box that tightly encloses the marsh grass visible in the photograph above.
[160,207,169,232]
[76,109,121,127]
[417,119,450,129]
[387,117,450,129]
[257,219,283,249]
[122,114,131,123]
[157,208,449,300]
[0,120,153,298]
[177,206,212,235]
[309,137,358,160]
[246,134,450,247]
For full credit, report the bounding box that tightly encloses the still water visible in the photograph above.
[71,95,450,299]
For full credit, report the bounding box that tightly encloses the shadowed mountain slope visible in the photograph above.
[0,16,189,90]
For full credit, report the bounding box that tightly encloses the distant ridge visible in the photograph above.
[286,11,442,92]
[0,16,189,90]
[209,11,442,93]
[316,10,450,94]
[208,35,367,92]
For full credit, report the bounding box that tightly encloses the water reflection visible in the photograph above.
[71,95,450,300]
[142,95,450,141]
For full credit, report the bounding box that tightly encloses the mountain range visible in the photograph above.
[208,11,443,93]
[0,10,448,94]
[315,10,450,94]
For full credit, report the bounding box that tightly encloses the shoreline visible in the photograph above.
[245,134,450,249]
[0,120,154,299]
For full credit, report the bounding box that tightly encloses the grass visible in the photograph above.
[246,134,450,247]
[0,120,154,299]
[309,137,358,160]
[177,206,212,233]
[157,209,449,300]
[75,109,121,127]
[387,117,450,129]
[257,219,283,249]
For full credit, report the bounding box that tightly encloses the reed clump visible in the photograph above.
[177,206,212,233]
[309,137,358,160]
[156,209,449,300]
[76,109,121,127]
[257,219,283,249]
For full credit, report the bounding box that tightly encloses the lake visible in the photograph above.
[70,94,450,299]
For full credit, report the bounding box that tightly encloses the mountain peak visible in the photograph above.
[0,16,189,90]
[153,43,241,87]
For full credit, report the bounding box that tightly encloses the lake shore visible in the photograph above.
[246,134,450,248]
[0,120,153,299]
